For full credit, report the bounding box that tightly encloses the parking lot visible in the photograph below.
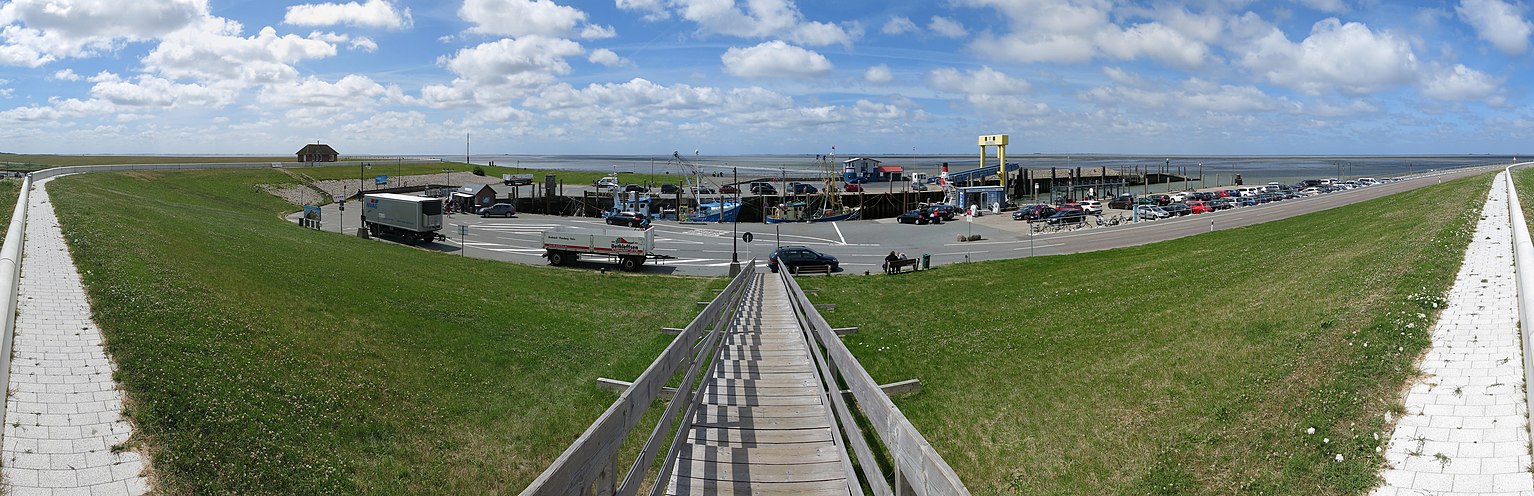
[293,165,1498,276]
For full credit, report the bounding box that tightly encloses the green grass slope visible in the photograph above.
[801,173,1490,494]
[48,169,715,494]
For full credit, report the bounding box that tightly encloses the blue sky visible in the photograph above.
[0,0,1530,156]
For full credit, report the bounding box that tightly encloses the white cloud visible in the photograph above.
[283,0,411,30]
[440,36,582,85]
[257,74,394,108]
[1235,16,1418,95]
[928,16,967,38]
[461,0,609,39]
[1456,0,1532,55]
[883,16,918,35]
[143,19,339,85]
[928,66,1030,96]
[51,68,80,80]
[957,0,1107,63]
[616,0,854,47]
[588,48,630,67]
[1423,64,1502,103]
[721,41,832,78]
[1097,22,1211,69]
[0,0,207,64]
[864,64,892,83]
[350,37,377,52]
[87,72,238,108]
[341,110,427,135]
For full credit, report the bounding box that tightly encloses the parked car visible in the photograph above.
[689,186,716,195]
[1146,194,1172,205]
[843,182,863,192]
[789,183,818,194]
[1108,194,1135,210]
[1079,200,1103,215]
[1208,199,1235,210]
[768,245,839,273]
[1012,204,1056,221]
[1163,203,1192,216]
[1134,204,1170,219]
[750,183,777,195]
[1044,209,1086,225]
[927,204,961,221]
[624,184,648,193]
[896,208,931,225]
[660,184,680,194]
[1299,187,1322,196]
[1185,201,1211,214]
[719,185,739,194]
[604,211,649,228]
[479,203,516,218]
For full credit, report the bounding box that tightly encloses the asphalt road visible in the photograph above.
[294,165,1503,276]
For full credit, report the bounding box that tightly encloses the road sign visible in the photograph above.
[742,232,754,243]
[375,175,388,185]
[458,224,469,236]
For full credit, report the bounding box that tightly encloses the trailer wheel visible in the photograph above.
[548,250,570,266]
[620,256,643,272]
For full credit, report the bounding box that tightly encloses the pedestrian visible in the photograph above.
[884,251,898,274]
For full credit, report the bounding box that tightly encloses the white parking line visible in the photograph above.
[832,222,846,245]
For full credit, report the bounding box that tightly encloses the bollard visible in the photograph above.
[921,253,930,270]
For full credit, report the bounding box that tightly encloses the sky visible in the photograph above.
[0,0,1531,156]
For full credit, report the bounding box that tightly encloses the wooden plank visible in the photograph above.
[699,384,821,397]
[692,412,833,430]
[697,393,824,407]
[704,377,821,389]
[684,426,836,445]
[668,458,849,483]
[666,475,851,495]
[712,370,819,381]
[692,405,827,419]
[673,443,845,465]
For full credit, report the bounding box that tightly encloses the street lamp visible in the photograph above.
[731,166,740,274]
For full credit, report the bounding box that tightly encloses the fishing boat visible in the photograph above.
[765,154,861,223]
[764,200,860,223]
[689,200,740,222]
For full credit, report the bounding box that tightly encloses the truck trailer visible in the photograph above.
[363,193,444,244]
[502,173,533,186]
[541,227,666,271]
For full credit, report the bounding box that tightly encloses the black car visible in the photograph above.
[605,211,650,228]
[896,209,931,225]
[1012,204,1055,221]
[927,204,960,221]
[1162,203,1192,216]
[790,183,818,194]
[479,203,516,218]
[660,184,680,194]
[624,184,648,193]
[1044,209,1086,225]
[768,246,839,273]
[750,183,778,195]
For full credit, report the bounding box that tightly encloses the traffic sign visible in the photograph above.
[742,232,754,243]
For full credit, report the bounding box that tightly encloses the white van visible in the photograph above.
[1238,186,1261,197]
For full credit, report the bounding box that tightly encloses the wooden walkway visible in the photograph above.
[666,273,854,495]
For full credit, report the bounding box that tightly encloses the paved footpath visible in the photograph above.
[1374,172,1534,495]
[3,178,148,495]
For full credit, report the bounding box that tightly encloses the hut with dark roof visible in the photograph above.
[296,143,338,162]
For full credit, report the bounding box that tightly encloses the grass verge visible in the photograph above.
[48,169,716,494]
[800,173,1490,494]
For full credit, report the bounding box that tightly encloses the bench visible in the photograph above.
[884,258,919,274]
[791,264,833,275]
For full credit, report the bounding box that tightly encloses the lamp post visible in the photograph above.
[730,166,740,276]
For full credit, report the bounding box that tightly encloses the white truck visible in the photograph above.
[541,227,666,271]
[363,193,444,244]
[502,173,533,186]
[594,175,620,189]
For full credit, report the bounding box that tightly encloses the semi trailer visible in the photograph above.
[362,193,444,244]
[541,227,668,271]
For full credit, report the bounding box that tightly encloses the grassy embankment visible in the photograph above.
[0,153,686,189]
[48,164,1488,494]
[48,168,716,494]
[800,173,1491,494]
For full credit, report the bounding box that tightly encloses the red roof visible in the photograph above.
[875,165,904,173]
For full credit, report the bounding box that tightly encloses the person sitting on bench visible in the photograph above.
[884,251,899,274]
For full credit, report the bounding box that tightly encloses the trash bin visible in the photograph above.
[921,253,930,270]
